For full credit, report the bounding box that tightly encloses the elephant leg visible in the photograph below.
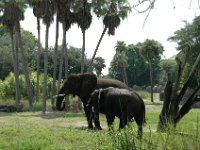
[119,112,127,129]
[83,104,93,129]
[106,112,115,130]
[135,116,143,138]
[94,116,102,130]
[93,110,102,130]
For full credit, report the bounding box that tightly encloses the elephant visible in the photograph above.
[87,87,146,135]
[56,73,129,129]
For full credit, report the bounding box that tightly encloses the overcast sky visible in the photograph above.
[21,0,200,75]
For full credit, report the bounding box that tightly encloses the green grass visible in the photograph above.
[0,105,200,150]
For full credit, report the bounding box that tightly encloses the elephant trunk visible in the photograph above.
[56,95,66,111]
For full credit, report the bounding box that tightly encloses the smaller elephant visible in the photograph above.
[88,87,146,135]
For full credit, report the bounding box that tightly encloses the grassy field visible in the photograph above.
[0,102,200,150]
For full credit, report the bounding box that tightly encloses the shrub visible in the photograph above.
[3,72,15,98]
[0,79,5,97]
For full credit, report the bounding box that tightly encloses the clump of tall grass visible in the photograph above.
[106,117,200,150]
[108,123,157,150]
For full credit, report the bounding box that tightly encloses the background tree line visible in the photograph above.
[0,23,178,92]
[0,25,106,98]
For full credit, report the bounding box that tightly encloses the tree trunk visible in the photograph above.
[157,50,200,131]
[149,59,154,103]
[120,65,128,85]
[36,17,41,102]
[63,25,70,111]
[52,14,59,109]
[157,78,173,131]
[42,24,49,113]
[10,29,21,106]
[16,22,33,110]
[123,66,128,85]
[174,84,200,124]
[78,29,86,110]
[81,29,85,73]
[168,50,188,120]
[88,27,107,72]
[57,23,66,93]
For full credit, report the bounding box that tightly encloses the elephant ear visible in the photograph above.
[79,74,97,99]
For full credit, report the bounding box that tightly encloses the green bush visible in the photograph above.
[0,72,55,98]
[3,72,15,98]
[0,79,5,97]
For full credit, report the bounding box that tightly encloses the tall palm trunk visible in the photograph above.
[52,14,59,108]
[81,29,85,73]
[36,17,41,102]
[42,24,49,113]
[148,59,154,103]
[16,22,33,109]
[57,23,65,93]
[123,66,128,85]
[63,29,70,111]
[10,29,21,105]
[79,28,86,110]
[88,27,107,71]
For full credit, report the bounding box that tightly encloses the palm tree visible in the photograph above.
[140,39,164,103]
[93,57,106,77]
[0,1,21,106]
[29,0,45,102]
[75,0,92,73]
[16,20,34,109]
[51,12,59,109]
[41,0,55,113]
[115,41,128,84]
[56,0,76,110]
[1,1,35,109]
[57,0,75,83]
[88,0,131,71]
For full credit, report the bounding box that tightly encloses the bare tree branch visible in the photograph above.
[175,84,200,124]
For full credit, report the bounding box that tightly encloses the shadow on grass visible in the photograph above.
[0,112,13,117]
[42,111,85,119]
[17,111,85,119]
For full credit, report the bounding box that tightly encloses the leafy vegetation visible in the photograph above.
[0,107,199,149]
[109,41,164,87]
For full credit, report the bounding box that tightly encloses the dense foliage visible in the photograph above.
[0,26,37,79]
[169,16,200,86]
[109,41,164,87]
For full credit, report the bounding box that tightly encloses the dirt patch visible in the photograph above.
[146,104,162,112]
[64,121,88,128]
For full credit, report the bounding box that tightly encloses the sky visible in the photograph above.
[20,0,200,75]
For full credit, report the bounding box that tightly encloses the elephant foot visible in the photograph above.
[95,126,102,130]
[88,124,94,130]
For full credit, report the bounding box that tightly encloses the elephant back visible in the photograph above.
[96,78,128,89]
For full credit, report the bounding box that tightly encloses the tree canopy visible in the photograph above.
[109,40,163,87]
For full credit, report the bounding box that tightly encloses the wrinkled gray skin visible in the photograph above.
[88,87,146,135]
[56,73,129,129]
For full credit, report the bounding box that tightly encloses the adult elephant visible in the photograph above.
[88,87,146,136]
[56,73,129,129]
